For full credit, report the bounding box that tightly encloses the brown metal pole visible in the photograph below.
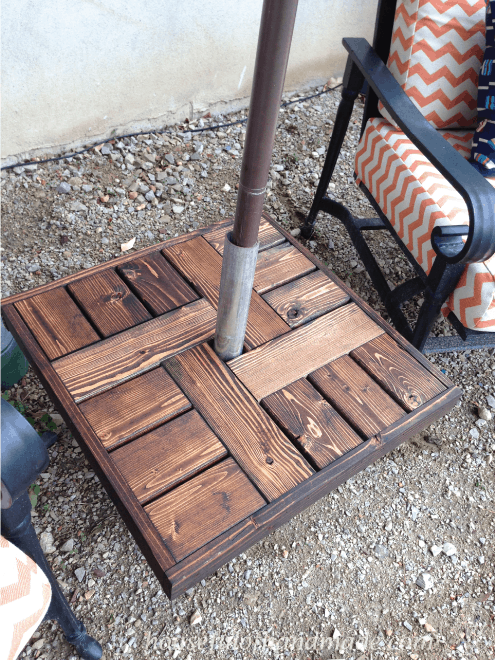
[232,0,299,247]
[214,0,299,360]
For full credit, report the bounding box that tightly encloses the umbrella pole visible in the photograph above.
[214,0,299,361]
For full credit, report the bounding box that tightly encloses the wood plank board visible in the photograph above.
[14,288,100,360]
[118,252,198,315]
[262,270,349,327]
[79,368,191,450]
[165,343,314,501]
[229,303,384,401]
[111,410,228,503]
[204,214,285,255]
[145,458,266,562]
[53,298,216,402]
[68,270,151,337]
[309,355,405,437]
[253,243,315,294]
[262,379,362,469]
[350,334,445,411]
[164,236,289,349]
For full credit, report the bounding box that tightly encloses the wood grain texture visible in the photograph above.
[164,236,289,349]
[253,243,315,294]
[68,269,151,336]
[79,368,191,450]
[350,334,445,411]
[229,303,384,401]
[262,270,349,327]
[205,214,285,255]
[2,304,177,587]
[165,343,314,501]
[262,379,362,469]
[145,458,266,561]
[53,298,216,402]
[1,218,233,307]
[14,288,99,360]
[309,356,405,437]
[111,410,227,503]
[118,252,198,315]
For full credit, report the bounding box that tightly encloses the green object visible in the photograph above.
[1,319,29,388]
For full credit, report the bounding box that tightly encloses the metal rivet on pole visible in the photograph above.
[215,0,299,360]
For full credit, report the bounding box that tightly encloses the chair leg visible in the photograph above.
[412,258,465,353]
[1,493,102,660]
[302,58,364,238]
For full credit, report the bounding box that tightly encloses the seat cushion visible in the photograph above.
[0,536,51,660]
[380,0,486,128]
[355,117,495,330]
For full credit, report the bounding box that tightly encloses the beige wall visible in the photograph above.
[1,0,377,161]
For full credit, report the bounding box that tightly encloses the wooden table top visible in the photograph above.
[2,213,461,599]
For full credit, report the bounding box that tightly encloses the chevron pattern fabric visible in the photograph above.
[0,536,51,660]
[355,118,495,330]
[379,0,486,128]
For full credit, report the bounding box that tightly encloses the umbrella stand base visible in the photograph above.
[2,213,460,600]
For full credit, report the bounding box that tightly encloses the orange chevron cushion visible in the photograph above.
[380,0,486,128]
[0,536,51,660]
[355,118,495,330]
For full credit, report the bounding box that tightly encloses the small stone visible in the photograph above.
[27,263,41,273]
[172,205,184,215]
[101,145,111,155]
[145,190,155,202]
[62,250,72,258]
[332,628,341,640]
[410,505,420,521]
[424,622,436,633]
[290,228,301,237]
[70,201,88,212]
[469,427,480,440]
[68,177,82,186]
[476,418,487,428]
[165,153,175,165]
[13,166,25,174]
[430,544,442,557]
[328,238,335,250]
[82,184,93,192]
[443,542,457,557]
[125,154,135,166]
[222,183,231,192]
[156,171,168,181]
[244,569,252,580]
[75,567,86,582]
[384,520,393,532]
[385,629,393,637]
[39,532,56,554]
[403,621,413,632]
[142,152,156,163]
[32,639,45,651]
[129,191,138,200]
[350,260,358,268]
[60,539,74,553]
[416,573,434,590]
[374,544,389,560]
[478,555,485,564]
[309,240,317,250]
[189,610,202,626]
[85,590,95,600]
[356,641,366,652]
[56,182,71,194]
[24,164,38,172]
[486,394,495,409]
[146,231,154,240]
[93,568,105,578]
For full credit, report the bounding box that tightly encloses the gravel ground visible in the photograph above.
[1,85,494,660]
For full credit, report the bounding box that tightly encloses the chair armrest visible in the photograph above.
[343,37,495,265]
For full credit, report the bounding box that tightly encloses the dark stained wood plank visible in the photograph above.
[118,252,198,315]
[262,379,362,468]
[111,410,227,503]
[228,303,384,401]
[164,236,289,349]
[350,334,446,411]
[14,288,99,360]
[308,356,405,437]
[262,270,349,327]
[53,298,216,402]
[145,458,266,561]
[165,385,463,598]
[79,368,191,450]
[2,304,177,585]
[2,218,233,307]
[165,343,314,501]
[68,270,151,337]
[204,214,285,255]
[253,243,315,294]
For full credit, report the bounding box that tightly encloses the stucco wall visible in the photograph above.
[1,0,377,161]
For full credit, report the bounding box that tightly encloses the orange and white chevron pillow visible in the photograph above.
[0,536,51,660]
[380,0,486,128]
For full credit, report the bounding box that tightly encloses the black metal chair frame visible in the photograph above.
[302,0,495,353]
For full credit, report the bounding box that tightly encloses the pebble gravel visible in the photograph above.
[1,84,494,660]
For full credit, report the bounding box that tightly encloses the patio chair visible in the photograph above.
[302,0,495,353]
